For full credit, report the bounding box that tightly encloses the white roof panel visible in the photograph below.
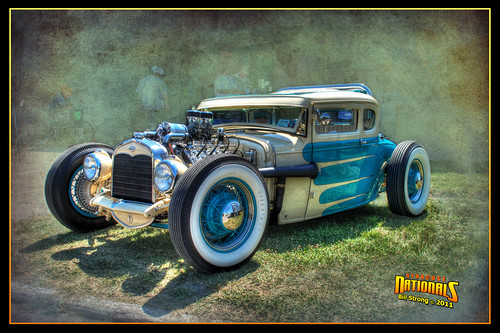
[197,90,378,110]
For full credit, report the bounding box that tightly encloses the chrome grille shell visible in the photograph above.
[111,138,168,203]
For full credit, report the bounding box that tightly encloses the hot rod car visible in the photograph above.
[45,84,431,273]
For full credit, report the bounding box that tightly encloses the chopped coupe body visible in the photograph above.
[45,84,431,272]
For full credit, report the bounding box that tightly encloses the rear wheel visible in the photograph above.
[44,143,116,232]
[169,154,269,273]
[386,141,431,216]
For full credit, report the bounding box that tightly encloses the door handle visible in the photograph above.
[359,138,367,145]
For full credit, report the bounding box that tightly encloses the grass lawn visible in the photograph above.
[10,171,490,323]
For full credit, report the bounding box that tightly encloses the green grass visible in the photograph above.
[10,172,490,323]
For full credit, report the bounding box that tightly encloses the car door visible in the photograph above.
[304,102,381,219]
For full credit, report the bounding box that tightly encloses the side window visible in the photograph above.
[315,108,358,134]
[363,109,376,131]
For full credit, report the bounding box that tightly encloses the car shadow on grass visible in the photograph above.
[264,200,426,253]
[139,261,259,319]
[17,223,259,321]
[16,199,428,321]
[139,202,429,318]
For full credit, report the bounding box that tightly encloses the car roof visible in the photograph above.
[275,83,373,96]
[197,86,379,110]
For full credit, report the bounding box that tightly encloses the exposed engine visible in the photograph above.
[133,110,241,166]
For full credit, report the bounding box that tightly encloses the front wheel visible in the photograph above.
[386,141,431,216]
[169,154,269,273]
[45,143,116,232]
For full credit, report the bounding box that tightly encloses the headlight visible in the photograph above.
[82,149,112,182]
[83,154,100,181]
[154,160,178,193]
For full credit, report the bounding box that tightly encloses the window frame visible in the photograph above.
[362,109,377,133]
[312,102,361,142]
[311,101,380,143]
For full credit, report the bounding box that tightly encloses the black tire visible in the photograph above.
[386,141,431,216]
[169,154,269,273]
[44,143,116,232]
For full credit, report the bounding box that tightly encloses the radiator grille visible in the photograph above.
[112,154,153,203]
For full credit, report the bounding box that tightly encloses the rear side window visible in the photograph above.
[315,108,358,134]
[363,109,376,131]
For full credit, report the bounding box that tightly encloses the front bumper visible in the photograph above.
[90,194,170,229]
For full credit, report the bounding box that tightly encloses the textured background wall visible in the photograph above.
[11,10,489,171]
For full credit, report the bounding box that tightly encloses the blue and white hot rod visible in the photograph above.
[45,84,431,273]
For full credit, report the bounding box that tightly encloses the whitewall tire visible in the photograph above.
[386,141,431,216]
[169,154,269,273]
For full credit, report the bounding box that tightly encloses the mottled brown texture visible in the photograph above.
[11,10,489,171]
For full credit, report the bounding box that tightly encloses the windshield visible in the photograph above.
[205,106,307,136]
